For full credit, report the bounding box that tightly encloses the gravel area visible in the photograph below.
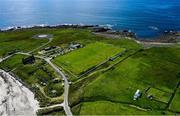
[33,34,53,39]
[0,69,39,116]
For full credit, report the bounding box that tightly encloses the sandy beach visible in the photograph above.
[0,69,39,116]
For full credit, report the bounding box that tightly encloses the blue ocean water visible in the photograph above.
[0,0,180,38]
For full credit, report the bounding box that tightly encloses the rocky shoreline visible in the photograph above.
[0,24,179,43]
[0,24,96,32]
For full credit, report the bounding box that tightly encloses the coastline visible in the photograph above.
[0,24,179,44]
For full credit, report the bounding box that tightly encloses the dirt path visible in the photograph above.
[28,37,53,54]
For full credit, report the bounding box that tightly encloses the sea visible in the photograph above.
[0,0,180,38]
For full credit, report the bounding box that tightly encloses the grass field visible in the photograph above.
[54,42,126,75]
[78,101,164,115]
[70,46,180,114]
[147,88,171,103]
[0,28,98,57]
[37,106,65,115]
[0,55,25,71]
[0,31,49,57]
[169,88,180,112]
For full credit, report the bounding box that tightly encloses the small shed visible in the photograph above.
[52,78,61,83]
[70,43,82,49]
[133,89,142,100]
[22,55,35,65]
[43,46,57,51]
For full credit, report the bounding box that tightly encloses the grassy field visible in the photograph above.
[54,42,125,75]
[37,106,65,115]
[147,88,171,103]
[0,55,25,71]
[0,28,98,57]
[169,88,180,112]
[78,101,165,115]
[70,46,180,115]
[0,31,49,57]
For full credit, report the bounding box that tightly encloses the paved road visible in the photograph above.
[45,58,72,116]
[39,103,64,110]
[16,52,44,59]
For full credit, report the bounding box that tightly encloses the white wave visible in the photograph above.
[148,26,159,31]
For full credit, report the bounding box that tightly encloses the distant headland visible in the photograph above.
[0,24,179,43]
